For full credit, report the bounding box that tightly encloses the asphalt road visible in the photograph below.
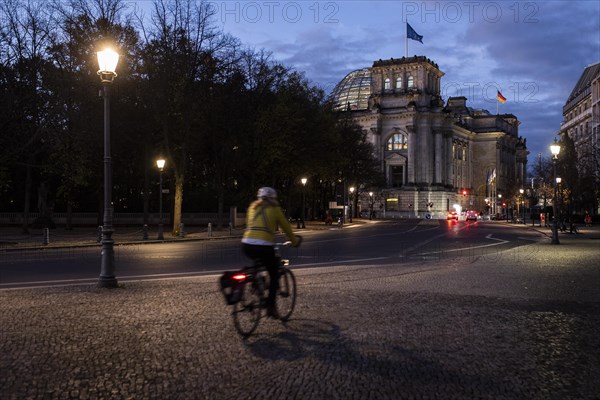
[0,220,544,289]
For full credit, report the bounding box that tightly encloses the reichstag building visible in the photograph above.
[331,56,529,218]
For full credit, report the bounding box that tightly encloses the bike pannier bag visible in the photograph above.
[219,270,246,305]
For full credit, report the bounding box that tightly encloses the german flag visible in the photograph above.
[497,91,507,104]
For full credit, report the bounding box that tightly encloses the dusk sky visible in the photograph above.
[143,1,600,167]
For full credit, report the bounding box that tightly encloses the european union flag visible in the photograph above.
[407,23,423,43]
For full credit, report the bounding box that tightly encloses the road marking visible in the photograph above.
[0,256,395,290]
[0,269,228,290]
[415,234,509,256]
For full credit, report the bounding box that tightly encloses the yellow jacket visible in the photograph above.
[242,200,298,246]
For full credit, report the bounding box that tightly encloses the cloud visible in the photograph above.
[222,0,599,165]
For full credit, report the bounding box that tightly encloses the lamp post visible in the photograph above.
[97,48,119,288]
[556,177,562,227]
[301,177,307,229]
[498,194,502,220]
[550,140,561,244]
[157,159,166,240]
[519,188,524,224]
[349,187,355,223]
[369,191,374,220]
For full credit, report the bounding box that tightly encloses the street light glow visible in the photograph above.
[156,158,166,171]
[97,49,119,74]
[301,177,307,186]
[550,140,561,157]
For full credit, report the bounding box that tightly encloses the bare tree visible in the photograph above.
[138,0,236,235]
[0,0,55,232]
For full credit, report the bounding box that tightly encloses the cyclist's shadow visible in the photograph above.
[243,318,343,362]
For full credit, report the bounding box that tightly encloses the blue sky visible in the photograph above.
[143,1,600,165]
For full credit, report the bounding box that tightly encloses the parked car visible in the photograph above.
[447,211,458,220]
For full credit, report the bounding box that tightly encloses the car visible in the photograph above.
[447,211,458,220]
[466,210,478,221]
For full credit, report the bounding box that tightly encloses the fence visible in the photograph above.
[0,209,245,227]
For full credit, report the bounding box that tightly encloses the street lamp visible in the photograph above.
[300,177,307,229]
[550,140,561,244]
[556,177,562,226]
[349,187,355,223]
[519,188,524,224]
[97,48,119,288]
[369,191,374,220]
[157,158,166,240]
[498,194,502,219]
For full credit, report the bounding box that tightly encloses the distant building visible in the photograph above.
[331,56,528,218]
[560,61,600,178]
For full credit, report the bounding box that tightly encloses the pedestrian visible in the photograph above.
[584,213,592,227]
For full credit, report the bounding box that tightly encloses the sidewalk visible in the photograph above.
[0,219,373,250]
[499,219,600,240]
[1,221,599,399]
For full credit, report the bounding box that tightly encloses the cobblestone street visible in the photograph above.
[1,235,599,399]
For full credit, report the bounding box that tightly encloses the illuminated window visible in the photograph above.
[395,77,402,89]
[387,133,408,150]
[386,198,399,211]
[384,78,391,90]
[407,76,414,88]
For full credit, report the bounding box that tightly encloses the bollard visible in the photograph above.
[97,226,103,243]
[208,222,212,237]
[179,223,185,238]
[43,227,50,245]
[229,222,232,236]
[142,224,149,240]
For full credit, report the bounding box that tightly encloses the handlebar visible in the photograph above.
[277,235,302,248]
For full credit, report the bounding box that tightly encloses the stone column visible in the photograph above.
[434,130,443,185]
[419,118,433,185]
[407,125,416,185]
[445,133,454,187]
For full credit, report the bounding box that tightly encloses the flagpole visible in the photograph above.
[405,22,408,57]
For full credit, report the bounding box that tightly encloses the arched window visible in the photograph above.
[384,78,391,90]
[395,77,402,89]
[387,133,408,150]
[407,76,414,88]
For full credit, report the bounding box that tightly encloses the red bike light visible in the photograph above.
[232,273,246,281]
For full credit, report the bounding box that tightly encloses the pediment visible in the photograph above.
[385,153,406,161]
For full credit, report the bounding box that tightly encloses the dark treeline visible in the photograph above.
[0,0,383,234]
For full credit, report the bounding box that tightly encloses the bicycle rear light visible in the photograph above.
[232,273,247,281]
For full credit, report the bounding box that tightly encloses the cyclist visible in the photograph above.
[242,187,301,318]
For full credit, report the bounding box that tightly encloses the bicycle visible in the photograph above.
[228,241,297,337]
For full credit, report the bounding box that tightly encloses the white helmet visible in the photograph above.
[257,187,277,200]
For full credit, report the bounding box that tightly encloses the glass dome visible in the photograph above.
[330,68,372,111]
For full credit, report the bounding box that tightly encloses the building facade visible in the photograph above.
[560,61,600,179]
[331,56,528,218]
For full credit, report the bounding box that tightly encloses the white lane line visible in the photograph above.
[0,256,393,290]
[415,234,509,256]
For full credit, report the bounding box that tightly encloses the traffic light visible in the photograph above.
[462,190,467,196]
[502,202,506,207]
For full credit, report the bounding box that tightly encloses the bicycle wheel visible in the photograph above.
[232,280,262,337]
[276,267,296,322]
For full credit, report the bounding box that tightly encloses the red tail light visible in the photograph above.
[232,273,246,281]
